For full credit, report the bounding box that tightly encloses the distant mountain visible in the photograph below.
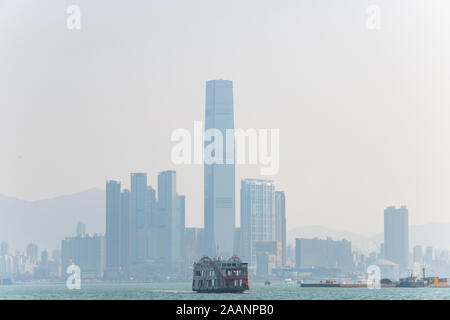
[370,223,450,252]
[0,188,105,252]
[2,188,449,255]
[288,223,450,254]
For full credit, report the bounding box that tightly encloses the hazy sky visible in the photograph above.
[1,0,450,235]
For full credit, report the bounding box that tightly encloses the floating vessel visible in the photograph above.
[192,256,249,293]
[398,275,427,288]
[398,269,449,288]
[426,277,449,288]
[300,280,393,288]
[299,269,449,288]
[300,280,340,288]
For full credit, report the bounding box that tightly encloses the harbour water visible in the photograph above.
[0,282,449,300]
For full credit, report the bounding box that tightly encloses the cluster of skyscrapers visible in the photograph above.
[8,79,447,283]
[291,206,415,279]
[102,80,287,278]
[105,171,185,277]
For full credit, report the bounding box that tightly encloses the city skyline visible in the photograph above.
[3,198,450,281]
[100,79,286,279]
[2,0,450,305]
[3,1,450,237]
[1,60,442,258]
[1,144,449,281]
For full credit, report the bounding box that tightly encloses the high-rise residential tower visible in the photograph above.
[145,186,157,260]
[177,194,186,259]
[106,180,121,269]
[275,191,286,266]
[76,221,86,237]
[120,189,131,268]
[204,79,235,257]
[156,170,184,267]
[130,173,147,264]
[384,205,409,275]
[240,179,276,267]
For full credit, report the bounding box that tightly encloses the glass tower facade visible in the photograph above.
[240,179,275,267]
[384,205,409,275]
[130,173,147,263]
[204,79,235,257]
[106,180,121,269]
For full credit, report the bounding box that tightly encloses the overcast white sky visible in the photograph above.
[1,0,450,235]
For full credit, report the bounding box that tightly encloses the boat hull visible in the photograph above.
[193,287,249,293]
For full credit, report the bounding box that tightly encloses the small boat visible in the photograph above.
[284,278,295,284]
[264,280,272,286]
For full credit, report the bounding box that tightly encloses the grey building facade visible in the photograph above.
[275,191,286,266]
[61,234,105,278]
[204,79,235,258]
[130,173,148,263]
[106,180,121,269]
[240,179,276,267]
[384,205,409,274]
[157,171,184,267]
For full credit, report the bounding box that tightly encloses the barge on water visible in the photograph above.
[398,269,449,288]
[192,256,249,293]
[300,280,340,288]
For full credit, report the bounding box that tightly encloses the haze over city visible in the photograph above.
[2,2,450,306]
[2,0,450,239]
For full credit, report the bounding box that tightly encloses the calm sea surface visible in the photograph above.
[0,282,449,300]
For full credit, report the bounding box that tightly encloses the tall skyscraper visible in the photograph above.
[240,179,275,267]
[384,205,409,274]
[275,191,286,266]
[76,221,86,237]
[157,171,184,267]
[119,189,131,268]
[204,79,235,257]
[130,173,147,263]
[106,180,121,270]
[177,194,186,259]
[145,186,157,260]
